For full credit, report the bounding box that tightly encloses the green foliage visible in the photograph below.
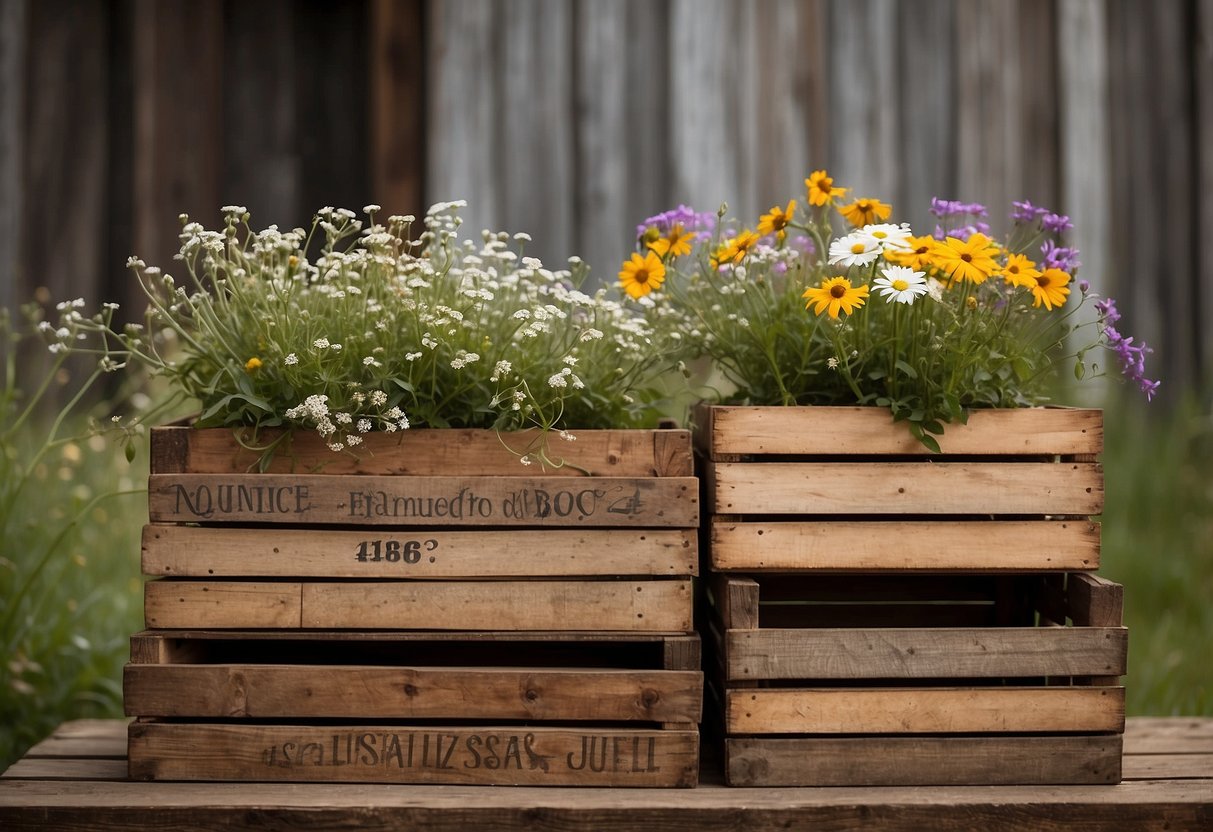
[1100,394,1213,715]
[83,203,674,462]
[0,308,147,771]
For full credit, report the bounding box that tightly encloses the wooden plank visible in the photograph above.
[124,664,702,723]
[725,686,1125,735]
[709,574,759,631]
[128,722,699,787]
[1125,718,1213,755]
[301,580,693,632]
[750,574,1000,603]
[1,759,129,781]
[711,519,1100,571]
[712,462,1102,516]
[142,525,698,578]
[755,603,996,629]
[146,580,692,632]
[1068,573,1125,627]
[706,407,1103,457]
[148,474,699,527]
[726,734,1123,787]
[144,581,301,629]
[1123,754,1213,781]
[150,426,694,478]
[726,627,1128,681]
[370,0,425,219]
[23,731,127,760]
[127,628,697,651]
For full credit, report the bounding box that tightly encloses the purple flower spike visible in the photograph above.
[636,204,716,239]
[1101,301,1160,401]
[1094,297,1121,325]
[1042,213,1074,234]
[1041,240,1081,273]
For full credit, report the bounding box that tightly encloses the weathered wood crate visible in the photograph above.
[125,629,701,787]
[705,571,1127,786]
[143,425,698,631]
[693,405,1103,572]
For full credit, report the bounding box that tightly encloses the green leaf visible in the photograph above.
[1074,360,1086,381]
[894,360,918,379]
[124,441,136,464]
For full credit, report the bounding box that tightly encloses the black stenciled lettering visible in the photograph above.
[533,489,551,518]
[439,734,459,769]
[331,733,350,766]
[612,736,626,772]
[464,734,483,769]
[645,736,660,772]
[523,732,551,772]
[357,732,379,765]
[566,735,587,770]
[172,483,213,518]
[386,733,404,768]
[483,735,501,769]
[503,735,523,770]
[587,736,608,772]
[299,741,324,765]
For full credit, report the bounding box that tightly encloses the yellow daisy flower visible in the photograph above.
[805,170,847,207]
[618,251,666,299]
[802,276,870,319]
[647,223,697,259]
[757,199,796,242]
[838,197,892,228]
[932,233,1001,285]
[712,230,760,269]
[1030,268,1071,311]
[244,357,263,373]
[887,234,937,271]
[1000,253,1043,289]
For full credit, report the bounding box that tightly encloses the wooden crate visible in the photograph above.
[705,571,1127,786]
[125,629,701,787]
[143,425,698,631]
[693,405,1103,572]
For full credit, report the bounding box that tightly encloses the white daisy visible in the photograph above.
[872,266,930,305]
[859,222,913,252]
[827,233,882,268]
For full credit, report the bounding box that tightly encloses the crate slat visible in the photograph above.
[149,474,699,527]
[724,734,1122,787]
[145,580,694,632]
[124,664,703,723]
[725,686,1125,734]
[725,627,1128,681]
[711,519,1099,572]
[142,525,697,578]
[712,462,1103,516]
[128,722,699,787]
[697,405,1103,458]
[152,425,694,478]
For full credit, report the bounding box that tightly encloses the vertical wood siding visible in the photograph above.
[0,0,1208,393]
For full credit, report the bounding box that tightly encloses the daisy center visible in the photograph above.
[960,253,973,262]
[1037,275,1050,287]
[873,231,888,239]
[892,279,909,291]
[915,246,929,254]
[830,284,848,298]
[850,242,866,254]
[634,269,651,285]
[1008,265,1019,274]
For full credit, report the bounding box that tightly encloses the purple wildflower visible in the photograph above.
[1041,240,1081,273]
[1011,200,1049,224]
[1041,213,1074,234]
[1078,280,1090,294]
[1099,299,1160,401]
[636,205,715,239]
[789,235,816,256]
[930,198,988,219]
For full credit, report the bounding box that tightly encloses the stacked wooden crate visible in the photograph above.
[125,426,702,787]
[695,404,1127,787]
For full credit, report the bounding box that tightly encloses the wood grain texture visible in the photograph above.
[146,579,692,632]
[150,426,693,477]
[705,406,1103,457]
[1068,572,1125,627]
[128,722,699,787]
[710,574,759,631]
[370,0,426,219]
[726,734,1123,787]
[725,686,1125,735]
[124,664,702,722]
[725,626,1128,681]
[148,473,699,527]
[711,462,1102,516]
[141,525,697,578]
[711,519,1100,571]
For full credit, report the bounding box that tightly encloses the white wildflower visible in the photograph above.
[357,419,372,433]
[313,337,331,350]
[285,353,298,365]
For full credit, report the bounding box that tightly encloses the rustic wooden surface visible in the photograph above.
[1,718,1211,828]
[144,578,694,632]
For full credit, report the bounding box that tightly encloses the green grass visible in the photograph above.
[1099,394,1213,715]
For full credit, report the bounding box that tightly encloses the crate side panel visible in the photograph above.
[725,686,1126,734]
[144,581,301,629]
[725,627,1128,681]
[124,664,703,723]
[142,525,697,578]
[725,734,1122,786]
[149,474,699,527]
[128,722,700,787]
[711,519,1100,571]
[150,426,693,477]
[709,406,1103,456]
[712,462,1102,516]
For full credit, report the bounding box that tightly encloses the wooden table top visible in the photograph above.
[2,718,1210,830]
